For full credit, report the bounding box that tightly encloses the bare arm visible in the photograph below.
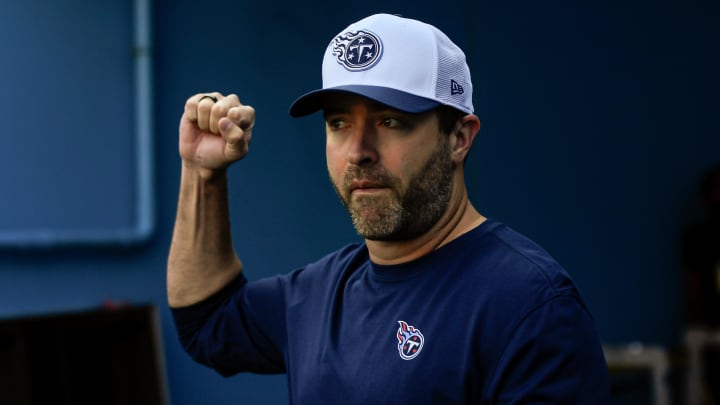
[167,92,254,308]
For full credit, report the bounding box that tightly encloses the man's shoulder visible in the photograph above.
[306,241,368,271]
[446,220,582,314]
[474,220,575,292]
[282,242,368,285]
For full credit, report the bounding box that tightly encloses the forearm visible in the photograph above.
[167,164,242,308]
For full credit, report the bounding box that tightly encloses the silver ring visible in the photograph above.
[199,95,218,103]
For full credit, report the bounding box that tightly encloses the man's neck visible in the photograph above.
[366,189,485,266]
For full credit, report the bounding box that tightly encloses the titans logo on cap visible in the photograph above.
[332,29,383,71]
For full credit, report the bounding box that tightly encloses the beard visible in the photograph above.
[330,137,455,241]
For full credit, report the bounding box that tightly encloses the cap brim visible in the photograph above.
[289,85,442,117]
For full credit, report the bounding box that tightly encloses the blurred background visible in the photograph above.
[0,0,718,403]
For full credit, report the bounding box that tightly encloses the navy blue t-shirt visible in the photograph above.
[173,219,610,404]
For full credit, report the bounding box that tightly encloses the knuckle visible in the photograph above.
[226,93,240,104]
[227,107,242,121]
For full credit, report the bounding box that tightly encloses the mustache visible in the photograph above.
[342,166,394,189]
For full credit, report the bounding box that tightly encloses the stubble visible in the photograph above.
[331,137,454,241]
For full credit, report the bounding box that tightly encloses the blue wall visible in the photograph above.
[1,0,718,403]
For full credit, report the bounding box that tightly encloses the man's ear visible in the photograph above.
[450,115,480,164]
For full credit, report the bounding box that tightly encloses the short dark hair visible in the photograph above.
[434,105,467,135]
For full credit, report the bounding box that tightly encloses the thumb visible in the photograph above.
[220,117,251,161]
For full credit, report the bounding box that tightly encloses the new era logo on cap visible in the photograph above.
[289,13,474,117]
[450,79,464,95]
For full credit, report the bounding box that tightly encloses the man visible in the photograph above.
[169,13,610,404]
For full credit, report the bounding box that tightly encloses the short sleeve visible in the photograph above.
[486,293,610,404]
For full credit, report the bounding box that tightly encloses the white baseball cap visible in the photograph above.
[289,13,474,117]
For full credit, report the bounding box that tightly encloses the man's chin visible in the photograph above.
[354,226,396,241]
[349,209,386,226]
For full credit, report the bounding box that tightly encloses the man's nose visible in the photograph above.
[346,122,379,166]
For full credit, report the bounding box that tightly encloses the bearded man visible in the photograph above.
[168,13,610,404]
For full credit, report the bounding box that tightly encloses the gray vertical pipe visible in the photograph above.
[134,0,155,242]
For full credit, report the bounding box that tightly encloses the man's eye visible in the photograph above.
[381,117,403,128]
[328,119,347,129]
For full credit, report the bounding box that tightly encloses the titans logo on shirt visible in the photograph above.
[332,30,383,71]
[396,320,424,360]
